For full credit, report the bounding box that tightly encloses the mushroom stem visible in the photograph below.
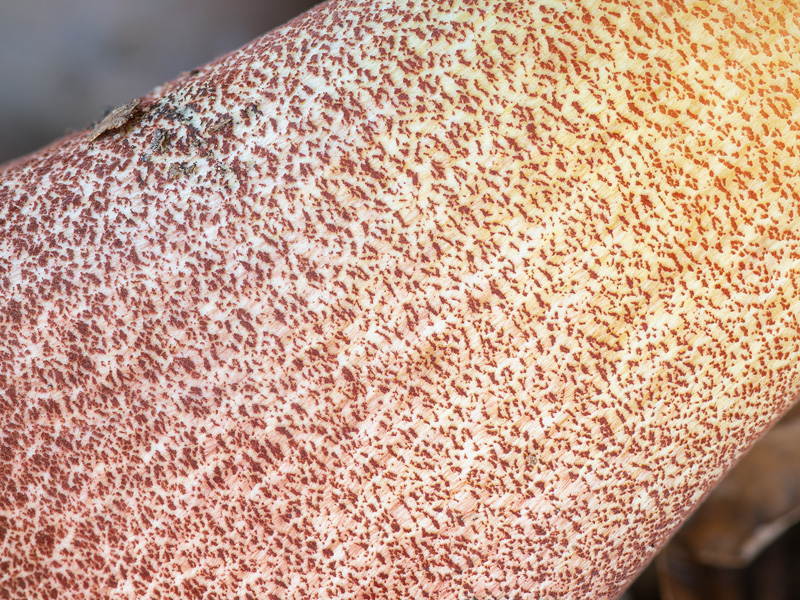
[1,1,799,598]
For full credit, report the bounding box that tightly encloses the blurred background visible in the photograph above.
[0,0,322,163]
[3,2,800,598]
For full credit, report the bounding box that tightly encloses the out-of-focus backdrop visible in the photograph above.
[0,0,322,164]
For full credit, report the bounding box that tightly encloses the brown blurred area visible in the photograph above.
[0,0,323,164]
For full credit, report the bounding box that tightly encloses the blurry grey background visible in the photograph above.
[0,0,323,164]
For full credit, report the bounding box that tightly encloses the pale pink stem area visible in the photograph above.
[2,0,800,598]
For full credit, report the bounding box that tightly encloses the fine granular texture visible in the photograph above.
[2,0,800,598]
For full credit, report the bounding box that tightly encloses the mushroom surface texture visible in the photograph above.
[1,0,800,598]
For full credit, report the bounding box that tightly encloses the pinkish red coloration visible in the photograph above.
[2,0,800,598]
